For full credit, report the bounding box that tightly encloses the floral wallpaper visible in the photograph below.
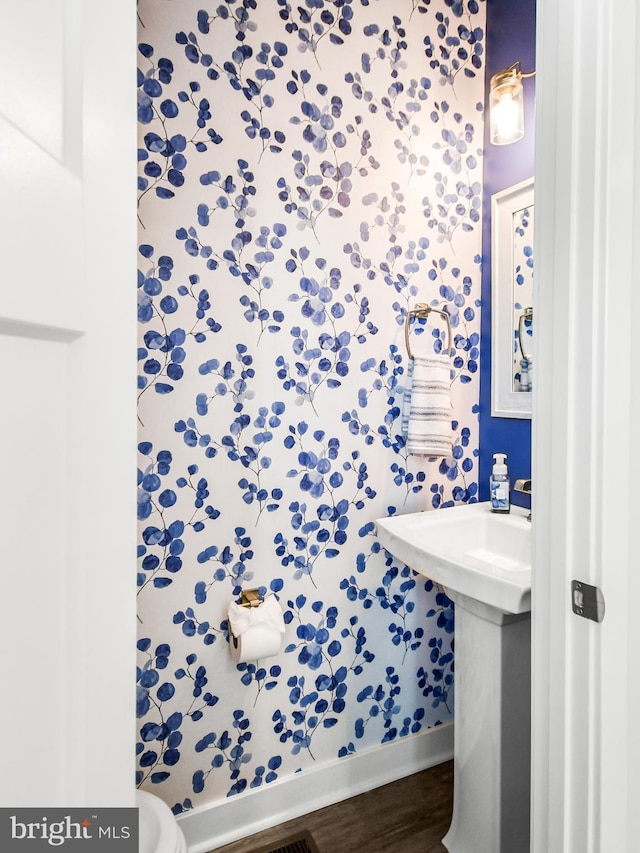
[136,0,485,815]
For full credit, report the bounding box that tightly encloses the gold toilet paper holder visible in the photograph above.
[239,588,262,608]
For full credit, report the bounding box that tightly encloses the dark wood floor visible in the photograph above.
[212,760,453,853]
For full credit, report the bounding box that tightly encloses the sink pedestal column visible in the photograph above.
[443,592,531,853]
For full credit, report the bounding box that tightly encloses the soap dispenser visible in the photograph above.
[490,452,510,513]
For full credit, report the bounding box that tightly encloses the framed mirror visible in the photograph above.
[491,177,534,419]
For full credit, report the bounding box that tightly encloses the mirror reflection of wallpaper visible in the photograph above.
[512,205,534,391]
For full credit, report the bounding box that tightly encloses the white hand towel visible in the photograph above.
[406,354,452,457]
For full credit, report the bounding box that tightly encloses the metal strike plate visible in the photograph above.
[571,580,605,623]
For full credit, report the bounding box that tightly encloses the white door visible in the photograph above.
[533,0,640,849]
[0,1,136,807]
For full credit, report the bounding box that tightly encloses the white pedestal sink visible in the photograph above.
[376,502,532,853]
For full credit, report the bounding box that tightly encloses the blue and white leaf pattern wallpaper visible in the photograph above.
[512,204,533,390]
[137,0,485,814]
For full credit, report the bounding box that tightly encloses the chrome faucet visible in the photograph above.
[513,479,532,520]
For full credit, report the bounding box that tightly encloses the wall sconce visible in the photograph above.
[489,62,535,145]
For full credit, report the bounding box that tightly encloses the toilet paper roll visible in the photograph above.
[230,623,283,663]
[228,594,285,664]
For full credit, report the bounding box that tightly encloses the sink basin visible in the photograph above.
[375,502,531,614]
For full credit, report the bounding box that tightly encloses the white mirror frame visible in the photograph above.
[491,177,534,419]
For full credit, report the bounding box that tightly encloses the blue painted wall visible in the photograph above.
[479,0,536,506]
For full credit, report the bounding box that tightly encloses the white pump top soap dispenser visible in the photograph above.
[490,452,510,513]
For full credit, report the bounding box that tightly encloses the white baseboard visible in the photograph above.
[178,721,454,853]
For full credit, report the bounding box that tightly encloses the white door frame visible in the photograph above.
[532,0,640,849]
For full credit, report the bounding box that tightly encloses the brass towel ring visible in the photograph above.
[404,303,452,360]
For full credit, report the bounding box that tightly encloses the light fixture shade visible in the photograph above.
[490,68,524,145]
